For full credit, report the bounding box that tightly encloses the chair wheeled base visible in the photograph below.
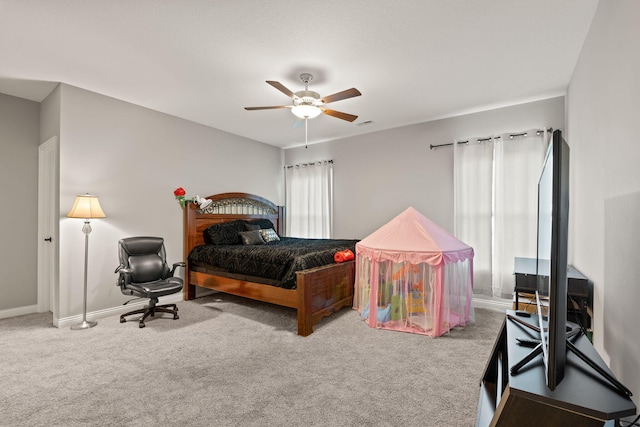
[120,297,179,328]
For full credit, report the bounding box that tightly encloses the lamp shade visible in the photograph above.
[67,194,106,219]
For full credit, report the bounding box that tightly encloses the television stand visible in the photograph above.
[476,311,636,427]
[513,257,592,330]
[506,313,632,397]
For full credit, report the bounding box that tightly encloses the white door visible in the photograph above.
[37,136,58,315]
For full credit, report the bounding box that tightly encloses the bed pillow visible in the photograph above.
[239,230,266,245]
[243,222,261,231]
[245,218,275,230]
[204,220,245,245]
[259,228,280,243]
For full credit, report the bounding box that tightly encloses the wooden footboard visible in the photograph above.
[296,260,355,336]
[185,260,355,336]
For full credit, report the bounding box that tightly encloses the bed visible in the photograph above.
[183,192,356,336]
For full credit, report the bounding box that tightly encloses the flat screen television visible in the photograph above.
[535,129,570,390]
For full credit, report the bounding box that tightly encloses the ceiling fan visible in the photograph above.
[244,73,361,122]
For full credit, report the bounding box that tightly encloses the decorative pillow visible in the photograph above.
[204,220,246,245]
[239,230,266,245]
[244,222,261,231]
[246,219,275,230]
[259,228,280,243]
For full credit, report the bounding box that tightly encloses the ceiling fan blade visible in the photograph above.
[266,81,295,98]
[321,108,358,122]
[244,106,291,110]
[321,88,361,104]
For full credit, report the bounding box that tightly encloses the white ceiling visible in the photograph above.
[0,0,598,148]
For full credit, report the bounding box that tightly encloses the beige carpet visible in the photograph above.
[0,294,504,427]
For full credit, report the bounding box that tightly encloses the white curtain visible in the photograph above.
[455,130,548,298]
[285,160,333,238]
[454,137,494,297]
[493,131,548,297]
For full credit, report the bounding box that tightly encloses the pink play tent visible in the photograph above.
[354,207,475,336]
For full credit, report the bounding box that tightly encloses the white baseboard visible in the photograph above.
[473,296,511,312]
[54,294,184,328]
[0,304,39,320]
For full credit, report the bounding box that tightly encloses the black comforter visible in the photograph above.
[188,237,358,289]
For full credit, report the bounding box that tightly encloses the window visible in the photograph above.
[284,160,333,238]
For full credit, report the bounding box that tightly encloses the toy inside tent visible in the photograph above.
[353,207,475,337]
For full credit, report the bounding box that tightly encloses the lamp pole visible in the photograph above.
[71,219,97,330]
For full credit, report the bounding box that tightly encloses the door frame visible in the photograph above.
[37,136,59,317]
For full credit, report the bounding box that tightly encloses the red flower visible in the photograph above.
[173,187,186,197]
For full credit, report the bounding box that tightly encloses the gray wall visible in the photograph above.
[567,0,640,402]
[50,84,284,322]
[0,93,40,311]
[1,82,285,322]
[40,84,61,143]
[285,96,565,240]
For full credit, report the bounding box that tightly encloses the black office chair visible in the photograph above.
[115,236,185,328]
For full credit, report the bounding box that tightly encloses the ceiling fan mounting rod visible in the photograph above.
[299,73,313,90]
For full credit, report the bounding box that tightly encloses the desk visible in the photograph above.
[513,257,591,329]
[476,311,636,426]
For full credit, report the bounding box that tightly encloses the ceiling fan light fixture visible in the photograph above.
[291,104,322,119]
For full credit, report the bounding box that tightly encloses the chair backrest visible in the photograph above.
[118,237,170,283]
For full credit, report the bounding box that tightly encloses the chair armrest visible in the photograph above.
[114,265,133,286]
[170,262,186,276]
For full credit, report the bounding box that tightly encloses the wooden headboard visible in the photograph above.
[182,192,285,262]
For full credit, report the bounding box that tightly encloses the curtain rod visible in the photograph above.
[284,159,333,169]
[429,127,553,150]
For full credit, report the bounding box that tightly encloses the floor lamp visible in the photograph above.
[67,194,106,330]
